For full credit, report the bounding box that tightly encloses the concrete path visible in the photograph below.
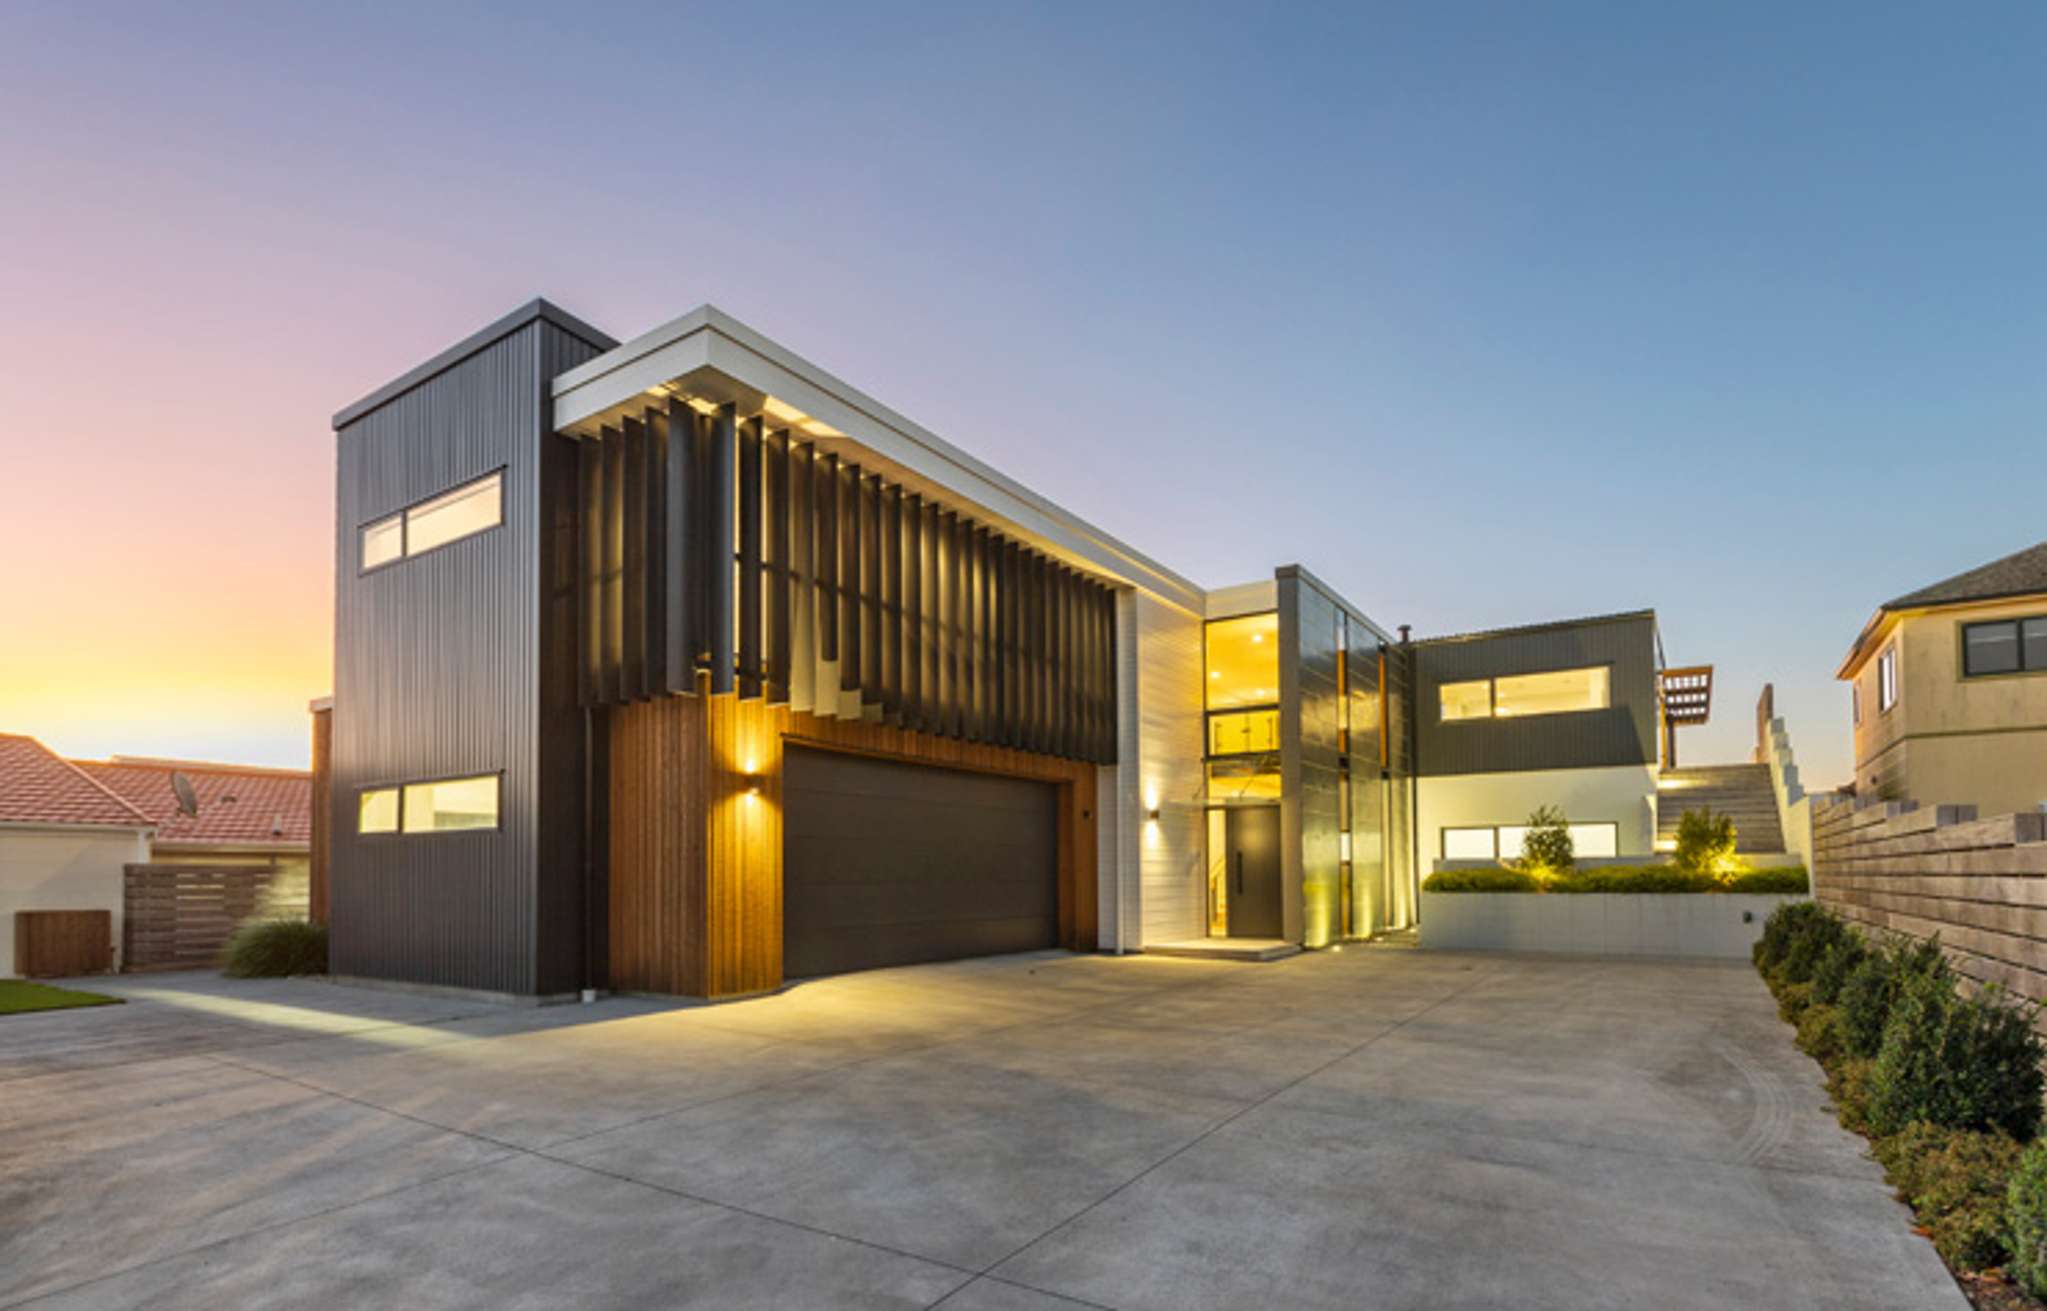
[0,949,1962,1309]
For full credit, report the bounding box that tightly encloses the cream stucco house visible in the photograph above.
[1838,540,2047,814]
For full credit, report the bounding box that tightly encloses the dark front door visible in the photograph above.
[782,747,1059,979]
[1224,805,1283,939]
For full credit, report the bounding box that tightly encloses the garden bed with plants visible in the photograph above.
[1756,902,2047,1309]
[1421,805,1809,894]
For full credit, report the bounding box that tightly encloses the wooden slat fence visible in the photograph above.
[123,864,310,973]
[14,910,114,977]
[1812,793,2047,1001]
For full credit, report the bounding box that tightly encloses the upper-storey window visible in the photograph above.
[1962,617,2047,677]
[1205,612,1278,712]
[1439,666,1610,721]
[1879,645,1899,712]
[360,470,503,572]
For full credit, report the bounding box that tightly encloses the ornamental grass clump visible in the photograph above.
[222,919,328,978]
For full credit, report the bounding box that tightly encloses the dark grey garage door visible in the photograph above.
[782,747,1058,979]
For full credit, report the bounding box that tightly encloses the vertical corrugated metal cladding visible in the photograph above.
[331,310,611,997]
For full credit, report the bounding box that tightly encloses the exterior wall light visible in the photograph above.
[1146,806,1161,822]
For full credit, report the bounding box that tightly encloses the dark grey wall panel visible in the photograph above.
[1413,612,1658,776]
[332,310,611,997]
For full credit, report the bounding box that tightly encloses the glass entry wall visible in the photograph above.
[1203,611,1280,935]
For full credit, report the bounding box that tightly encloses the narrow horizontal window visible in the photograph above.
[1442,827,1497,861]
[1439,680,1491,722]
[405,471,502,556]
[1494,666,1609,717]
[361,515,403,570]
[402,775,500,833]
[357,787,399,834]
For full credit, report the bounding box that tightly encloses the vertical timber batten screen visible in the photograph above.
[570,401,1119,764]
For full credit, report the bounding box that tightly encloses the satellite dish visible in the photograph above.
[170,772,200,818]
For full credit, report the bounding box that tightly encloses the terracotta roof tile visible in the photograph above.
[0,735,154,829]
[71,757,310,849]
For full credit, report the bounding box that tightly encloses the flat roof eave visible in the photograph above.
[550,304,1206,614]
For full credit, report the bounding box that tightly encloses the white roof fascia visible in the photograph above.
[552,305,1205,616]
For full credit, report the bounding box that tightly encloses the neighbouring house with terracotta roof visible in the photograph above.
[0,733,153,977]
[1838,540,2047,814]
[73,757,310,870]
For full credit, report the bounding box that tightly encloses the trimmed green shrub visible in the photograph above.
[1421,867,1539,893]
[1810,932,1868,1007]
[1796,1003,1851,1068]
[1868,970,2045,1141]
[1837,934,1949,1061]
[1872,1122,2020,1271]
[1828,1057,1877,1133]
[222,919,328,978]
[1755,900,1828,973]
[1779,909,1849,986]
[1673,807,1739,877]
[1777,981,1814,1024]
[2007,1139,2047,1297]
[1725,867,1810,894]
[1517,805,1575,876]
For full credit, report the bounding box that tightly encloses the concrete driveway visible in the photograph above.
[0,947,1962,1310]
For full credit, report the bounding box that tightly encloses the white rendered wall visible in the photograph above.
[1417,764,1659,867]
[0,826,146,976]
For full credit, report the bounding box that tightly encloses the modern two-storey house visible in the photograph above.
[322,299,1722,1001]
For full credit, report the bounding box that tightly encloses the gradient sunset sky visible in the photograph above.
[4,2,2044,783]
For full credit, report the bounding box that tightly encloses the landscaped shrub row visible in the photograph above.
[1422,864,1809,894]
[1756,902,2047,1300]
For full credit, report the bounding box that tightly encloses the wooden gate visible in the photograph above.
[123,864,309,972]
[14,910,114,977]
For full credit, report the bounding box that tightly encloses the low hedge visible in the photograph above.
[1754,900,2047,1287]
[1421,864,1809,894]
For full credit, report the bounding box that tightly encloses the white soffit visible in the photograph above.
[552,305,1204,615]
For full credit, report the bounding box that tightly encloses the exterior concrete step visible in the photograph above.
[1657,762,1784,853]
[1145,938,1301,962]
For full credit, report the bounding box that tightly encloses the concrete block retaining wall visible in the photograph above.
[1419,892,1806,958]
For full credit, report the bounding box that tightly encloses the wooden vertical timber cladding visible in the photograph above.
[309,702,333,924]
[15,910,113,978]
[123,864,309,972]
[1811,794,2047,1004]
[608,692,1100,997]
[571,399,1118,764]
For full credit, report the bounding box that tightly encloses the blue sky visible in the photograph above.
[3,1,2043,779]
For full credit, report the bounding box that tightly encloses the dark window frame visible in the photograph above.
[357,466,508,575]
[1961,615,2047,679]
[354,770,505,838]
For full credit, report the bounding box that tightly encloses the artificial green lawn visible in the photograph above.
[0,980,123,1015]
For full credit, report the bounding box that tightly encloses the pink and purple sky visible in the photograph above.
[5,2,2045,783]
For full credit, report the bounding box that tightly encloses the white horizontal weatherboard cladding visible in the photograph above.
[1134,593,1206,946]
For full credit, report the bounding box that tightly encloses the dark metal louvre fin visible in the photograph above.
[902,494,923,729]
[838,459,860,695]
[737,416,763,699]
[860,473,881,707]
[664,399,697,694]
[644,407,669,699]
[707,404,736,695]
[600,426,625,704]
[880,483,901,720]
[817,452,838,664]
[765,428,790,704]
[621,416,647,701]
[577,436,602,706]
